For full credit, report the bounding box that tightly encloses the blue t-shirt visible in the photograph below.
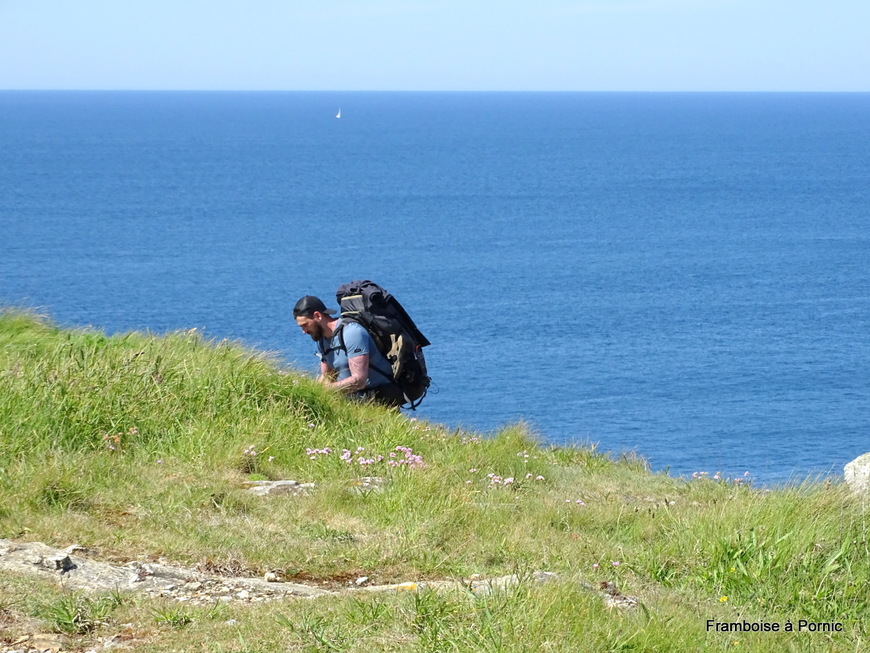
[316,320,393,388]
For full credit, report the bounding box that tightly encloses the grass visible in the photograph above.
[30,591,126,635]
[0,308,868,651]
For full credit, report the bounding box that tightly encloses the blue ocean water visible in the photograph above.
[2,91,868,484]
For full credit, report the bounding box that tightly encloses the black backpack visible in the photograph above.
[335,280,431,409]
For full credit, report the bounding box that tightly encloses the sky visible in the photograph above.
[1,0,868,92]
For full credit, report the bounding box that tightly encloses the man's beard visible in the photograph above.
[308,323,325,341]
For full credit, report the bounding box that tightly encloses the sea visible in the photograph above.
[2,91,868,485]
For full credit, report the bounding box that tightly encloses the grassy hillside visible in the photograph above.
[0,309,867,652]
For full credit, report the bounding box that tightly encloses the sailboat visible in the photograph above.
[336,108,341,119]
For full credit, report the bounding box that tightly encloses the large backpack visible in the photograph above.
[335,280,431,409]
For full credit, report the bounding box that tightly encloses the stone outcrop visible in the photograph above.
[844,453,870,495]
[241,477,387,496]
[0,539,638,611]
[0,540,329,603]
[242,479,316,497]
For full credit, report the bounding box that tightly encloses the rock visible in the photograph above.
[845,453,870,494]
[348,477,387,494]
[28,634,64,652]
[0,539,330,603]
[48,555,77,574]
[0,539,640,612]
[243,480,315,496]
[359,570,561,596]
[243,477,390,497]
[64,544,94,556]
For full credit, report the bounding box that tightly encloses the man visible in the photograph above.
[292,295,405,407]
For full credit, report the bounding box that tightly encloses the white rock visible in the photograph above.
[845,453,870,494]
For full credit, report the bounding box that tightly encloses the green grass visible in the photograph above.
[0,308,868,652]
[29,590,126,635]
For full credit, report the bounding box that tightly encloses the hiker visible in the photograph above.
[292,295,405,407]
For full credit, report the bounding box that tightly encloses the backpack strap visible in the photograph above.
[318,322,344,359]
[324,322,394,383]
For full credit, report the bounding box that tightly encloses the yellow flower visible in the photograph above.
[720,596,728,602]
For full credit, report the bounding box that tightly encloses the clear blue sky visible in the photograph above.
[1,0,868,91]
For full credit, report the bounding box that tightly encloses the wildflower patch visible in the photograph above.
[305,446,426,469]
